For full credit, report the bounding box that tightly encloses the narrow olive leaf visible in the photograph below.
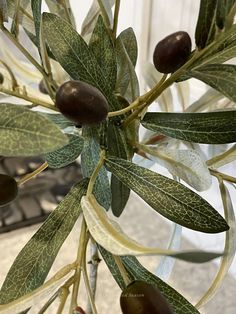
[82,195,222,262]
[191,24,236,68]
[0,179,88,304]
[141,62,173,112]
[0,0,8,22]
[0,104,68,156]
[44,134,84,168]
[42,12,119,110]
[145,146,212,191]
[105,156,229,233]
[216,0,226,29]
[118,28,138,67]
[122,256,201,314]
[0,263,74,314]
[81,126,111,210]
[196,182,236,308]
[155,224,182,281]
[42,113,74,129]
[195,0,217,49]
[225,0,236,29]
[81,0,115,37]
[98,247,201,314]
[45,0,76,29]
[31,0,41,47]
[108,122,130,217]
[207,144,236,169]
[142,111,236,144]
[115,30,139,102]
[89,15,117,90]
[188,64,236,103]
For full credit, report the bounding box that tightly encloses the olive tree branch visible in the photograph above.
[210,169,236,184]
[113,255,131,286]
[112,0,121,39]
[17,162,48,186]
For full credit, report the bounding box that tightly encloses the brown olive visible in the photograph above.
[120,280,173,314]
[0,72,4,85]
[38,79,49,95]
[153,31,192,73]
[0,174,18,206]
[55,80,109,125]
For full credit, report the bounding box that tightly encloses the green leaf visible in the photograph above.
[0,0,8,22]
[45,0,76,29]
[118,28,138,67]
[0,179,88,304]
[98,247,200,314]
[142,111,236,144]
[195,0,217,48]
[115,30,139,102]
[42,113,74,129]
[216,0,226,29]
[42,12,120,110]
[81,126,111,210]
[188,64,236,103]
[44,134,84,168]
[0,104,68,156]
[105,156,229,233]
[191,24,236,68]
[89,15,117,90]
[108,122,130,216]
[31,0,41,47]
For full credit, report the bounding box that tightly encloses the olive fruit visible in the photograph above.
[153,31,192,73]
[55,80,109,125]
[0,72,4,84]
[38,79,49,95]
[0,174,18,206]
[120,280,173,314]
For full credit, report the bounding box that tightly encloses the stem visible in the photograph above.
[112,0,120,39]
[86,150,106,197]
[210,169,236,184]
[82,244,98,314]
[37,292,59,314]
[108,97,141,117]
[97,0,111,30]
[56,286,70,314]
[0,86,57,111]
[69,218,88,313]
[86,240,100,314]
[0,59,19,89]
[0,25,45,76]
[113,255,131,286]
[17,162,48,186]
[207,144,236,168]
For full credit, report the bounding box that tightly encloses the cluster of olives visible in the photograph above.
[55,80,109,126]
[120,280,173,314]
[153,31,192,74]
[0,174,18,206]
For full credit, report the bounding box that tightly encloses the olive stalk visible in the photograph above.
[210,169,236,184]
[113,255,131,286]
[37,291,59,314]
[82,244,98,314]
[0,85,57,111]
[0,59,19,89]
[112,0,121,39]
[17,162,48,186]
[69,218,89,313]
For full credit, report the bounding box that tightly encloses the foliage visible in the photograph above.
[0,0,236,313]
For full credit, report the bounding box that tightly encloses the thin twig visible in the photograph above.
[112,0,120,39]
[17,162,48,186]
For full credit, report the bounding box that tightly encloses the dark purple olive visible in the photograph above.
[153,31,192,73]
[55,80,109,125]
[120,280,174,314]
[0,174,18,206]
[0,72,4,84]
[38,79,49,94]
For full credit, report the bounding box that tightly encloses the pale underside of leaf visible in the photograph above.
[82,195,222,263]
